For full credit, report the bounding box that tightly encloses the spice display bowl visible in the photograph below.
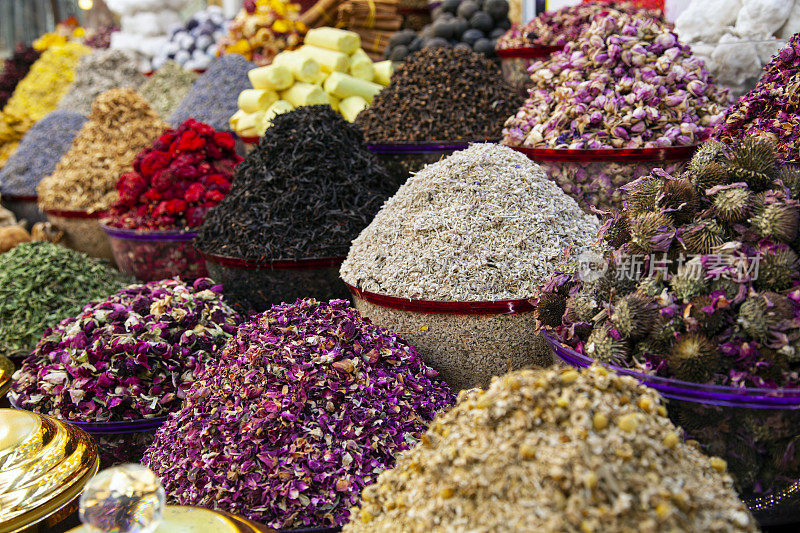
[511,145,698,213]
[543,332,800,526]
[1,193,47,225]
[201,252,349,313]
[366,141,494,188]
[69,505,277,533]
[100,223,207,282]
[347,283,551,391]
[0,353,14,400]
[496,46,563,95]
[0,409,99,533]
[44,208,114,262]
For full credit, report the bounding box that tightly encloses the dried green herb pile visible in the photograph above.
[0,241,131,358]
[196,105,395,261]
[345,365,758,532]
[355,47,522,142]
[140,61,199,119]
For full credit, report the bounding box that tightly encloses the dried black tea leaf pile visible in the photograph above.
[196,105,395,261]
[355,47,523,143]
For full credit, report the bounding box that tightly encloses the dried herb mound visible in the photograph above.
[56,49,145,117]
[0,45,40,108]
[9,278,240,422]
[341,143,600,301]
[355,47,523,143]
[168,54,256,132]
[716,36,800,161]
[140,62,199,119]
[0,241,130,358]
[143,298,454,529]
[344,366,758,532]
[104,119,242,230]
[37,88,167,213]
[0,110,86,197]
[502,13,730,149]
[196,105,395,260]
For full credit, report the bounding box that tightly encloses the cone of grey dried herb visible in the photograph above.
[344,365,759,533]
[140,61,199,119]
[340,143,600,389]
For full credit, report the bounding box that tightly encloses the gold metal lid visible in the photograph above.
[67,506,275,533]
[0,355,13,398]
[0,409,99,533]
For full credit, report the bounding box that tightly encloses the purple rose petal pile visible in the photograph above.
[143,298,455,530]
[10,277,240,422]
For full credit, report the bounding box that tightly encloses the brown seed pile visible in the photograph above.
[344,365,759,533]
[38,88,167,213]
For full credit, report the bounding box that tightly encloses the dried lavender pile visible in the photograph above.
[144,298,454,530]
[139,61,199,119]
[168,54,255,131]
[37,88,167,213]
[0,241,130,359]
[345,365,758,532]
[341,144,599,301]
[57,49,145,116]
[503,13,730,149]
[196,106,395,261]
[536,138,800,499]
[355,47,522,142]
[0,45,39,108]
[10,277,239,423]
[716,36,800,161]
[0,111,86,197]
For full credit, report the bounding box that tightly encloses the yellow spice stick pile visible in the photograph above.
[0,42,90,166]
[38,88,167,213]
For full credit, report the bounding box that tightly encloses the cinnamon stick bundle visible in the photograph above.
[349,27,393,53]
[299,0,345,28]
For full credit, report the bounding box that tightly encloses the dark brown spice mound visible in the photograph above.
[355,47,523,143]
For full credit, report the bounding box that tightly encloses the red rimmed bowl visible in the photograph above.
[367,140,497,188]
[201,252,349,313]
[511,144,698,213]
[543,331,800,526]
[346,283,550,391]
[496,46,563,95]
[43,207,114,261]
[100,223,207,282]
[1,193,47,225]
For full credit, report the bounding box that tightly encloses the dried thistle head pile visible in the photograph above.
[345,365,758,533]
[37,88,167,213]
[340,143,599,301]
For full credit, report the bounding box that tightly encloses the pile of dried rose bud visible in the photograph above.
[503,13,730,150]
[103,118,241,231]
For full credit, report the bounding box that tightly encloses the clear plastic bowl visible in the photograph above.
[1,194,47,225]
[543,332,800,526]
[347,283,551,391]
[512,145,697,213]
[202,252,348,313]
[367,142,492,188]
[496,46,563,95]
[44,208,114,262]
[100,224,208,282]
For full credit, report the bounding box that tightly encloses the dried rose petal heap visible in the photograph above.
[496,2,663,50]
[344,366,758,532]
[104,119,241,231]
[143,298,454,529]
[535,138,800,500]
[503,13,730,150]
[10,277,240,422]
[716,35,800,161]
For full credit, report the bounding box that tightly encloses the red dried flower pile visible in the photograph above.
[105,118,241,230]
